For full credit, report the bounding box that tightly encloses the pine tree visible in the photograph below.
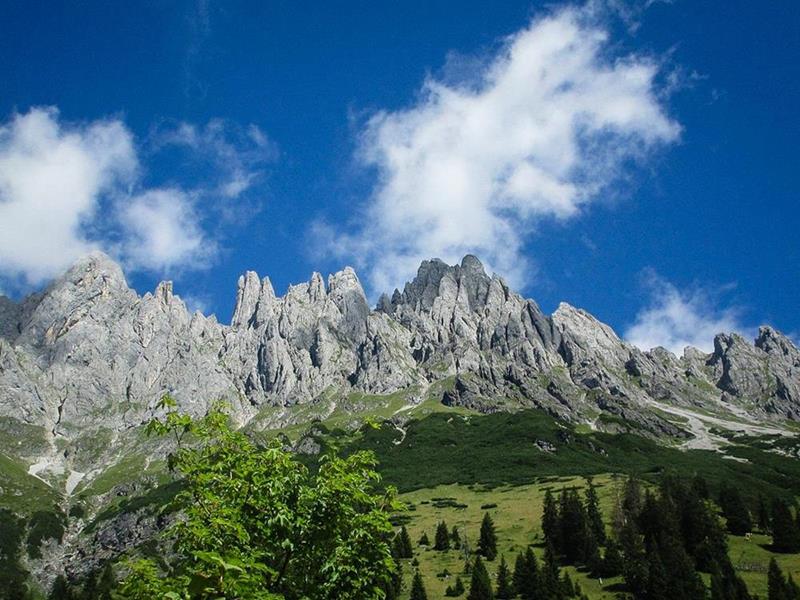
[772,499,800,553]
[513,547,540,600]
[788,575,800,600]
[561,571,575,597]
[495,555,514,599]
[393,525,414,558]
[418,531,431,547]
[513,553,527,598]
[769,558,789,600]
[97,563,115,600]
[455,576,466,596]
[452,526,462,549]
[49,575,75,600]
[436,520,452,551]
[384,564,404,600]
[719,484,753,536]
[560,489,592,564]
[758,495,772,532]
[542,489,560,551]
[541,540,562,600]
[478,512,498,561]
[447,576,467,597]
[468,556,495,600]
[410,570,429,600]
[585,478,606,545]
[599,540,624,578]
[691,475,710,500]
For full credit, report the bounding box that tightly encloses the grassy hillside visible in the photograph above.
[334,408,800,501]
[394,477,800,599]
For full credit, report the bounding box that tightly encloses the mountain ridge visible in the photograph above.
[0,252,798,492]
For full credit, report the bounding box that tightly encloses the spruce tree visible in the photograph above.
[541,540,562,600]
[585,478,606,545]
[788,575,800,600]
[384,564,404,600]
[691,475,710,500]
[478,512,498,560]
[495,555,514,599]
[768,558,788,600]
[758,495,772,532]
[410,570,429,600]
[418,531,430,547]
[446,576,467,597]
[560,489,591,564]
[454,576,466,596]
[49,575,75,600]
[772,499,800,553]
[513,547,540,600]
[393,525,414,558]
[512,553,527,598]
[468,556,495,600]
[542,489,560,551]
[452,526,462,549]
[599,540,624,578]
[719,485,753,536]
[97,563,115,600]
[436,520,452,551]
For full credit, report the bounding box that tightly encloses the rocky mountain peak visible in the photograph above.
[1,252,798,484]
[390,254,495,314]
[756,326,800,360]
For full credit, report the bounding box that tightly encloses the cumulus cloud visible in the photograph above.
[324,3,680,293]
[117,188,213,272]
[624,272,750,355]
[0,108,270,291]
[0,107,137,285]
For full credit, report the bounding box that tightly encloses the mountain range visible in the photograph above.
[2,252,800,589]
[1,252,798,490]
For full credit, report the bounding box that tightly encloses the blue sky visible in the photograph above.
[0,0,798,353]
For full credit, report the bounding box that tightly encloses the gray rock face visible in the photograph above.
[1,252,799,476]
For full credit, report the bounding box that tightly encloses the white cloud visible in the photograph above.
[325,3,679,294]
[182,293,211,315]
[0,107,137,285]
[0,108,270,291]
[624,273,750,355]
[118,188,213,272]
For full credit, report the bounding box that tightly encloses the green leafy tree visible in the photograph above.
[495,556,513,599]
[468,556,495,600]
[410,570,429,600]
[118,397,400,600]
[435,520,452,551]
[478,513,498,561]
[393,526,414,559]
